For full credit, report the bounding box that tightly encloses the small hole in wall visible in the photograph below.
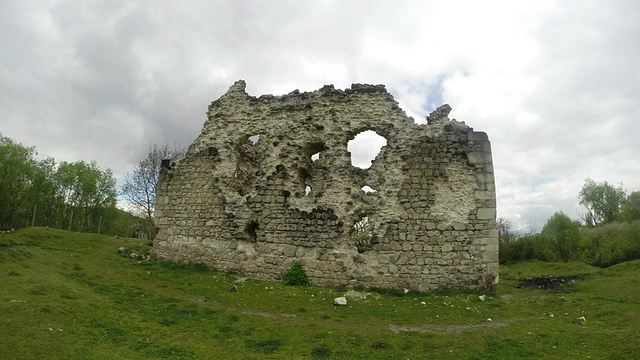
[206,147,219,157]
[305,186,311,196]
[248,135,260,145]
[348,130,387,169]
[311,153,320,161]
[245,221,259,242]
[361,186,377,193]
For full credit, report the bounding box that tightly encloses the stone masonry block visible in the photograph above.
[468,131,489,141]
[477,208,496,220]
[483,251,499,262]
[467,152,492,164]
[476,191,495,200]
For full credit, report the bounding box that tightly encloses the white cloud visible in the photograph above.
[1,0,638,233]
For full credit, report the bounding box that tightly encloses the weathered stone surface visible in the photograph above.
[152,80,498,291]
[333,296,347,306]
[477,208,497,220]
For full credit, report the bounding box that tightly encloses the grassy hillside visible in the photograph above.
[1,228,638,359]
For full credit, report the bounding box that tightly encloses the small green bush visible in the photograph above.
[283,261,309,286]
[499,234,555,264]
[581,220,640,267]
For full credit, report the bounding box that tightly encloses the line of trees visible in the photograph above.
[0,133,140,236]
[500,178,640,267]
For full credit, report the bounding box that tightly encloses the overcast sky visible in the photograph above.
[2,1,639,232]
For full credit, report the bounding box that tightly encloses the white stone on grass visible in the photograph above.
[333,296,347,306]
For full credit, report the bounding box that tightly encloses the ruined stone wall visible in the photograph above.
[152,80,498,290]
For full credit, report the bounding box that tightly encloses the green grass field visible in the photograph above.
[1,227,638,359]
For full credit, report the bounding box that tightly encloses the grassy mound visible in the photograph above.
[1,228,638,359]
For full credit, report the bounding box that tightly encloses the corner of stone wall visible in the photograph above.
[467,130,499,288]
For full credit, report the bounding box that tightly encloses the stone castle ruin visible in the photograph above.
[152,80,498,290]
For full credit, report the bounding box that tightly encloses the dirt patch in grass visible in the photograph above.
[389,320,512,334]
[242,310,298,319]
[516,275,586,291]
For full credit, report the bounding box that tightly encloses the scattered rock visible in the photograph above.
[229,285,238,293]
[575,316,586,326]
[486,318,492,322]
[118,247,127,253]
[479,295,486,302]
[129,251,139,259]
[333,296,347,306]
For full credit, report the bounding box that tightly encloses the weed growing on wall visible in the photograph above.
[352,216,374,253]
[283,261,309,286]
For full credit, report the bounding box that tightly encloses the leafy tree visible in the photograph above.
[0,134,38,228]
[121,144,183,239]
[542,212,580,262]
[578,178,626,226]
[0,133,120,233]
[26,157,58,227]
[52,160,117,231]
[621,191,640,222]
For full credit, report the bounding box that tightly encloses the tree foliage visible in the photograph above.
[581,220,640,267]
[120,144,183,239]
[0,134,37,228]
[0,133,128,234]
[578,178,626,227]
[499,234,554,264]
[53,160,117,232]
[621,191,640,222]
[542,212,580,262]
